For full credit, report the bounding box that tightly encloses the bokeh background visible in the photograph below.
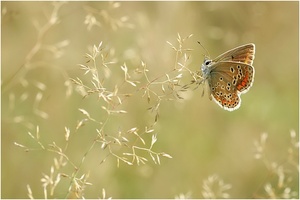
[2,1,299,198]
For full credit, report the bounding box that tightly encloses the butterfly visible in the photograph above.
[200,43,255,111]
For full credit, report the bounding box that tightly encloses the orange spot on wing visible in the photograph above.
[237,71,250,91]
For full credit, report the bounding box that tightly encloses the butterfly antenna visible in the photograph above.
[197,41,210,59]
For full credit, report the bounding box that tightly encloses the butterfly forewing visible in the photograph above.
[212,43,255,65]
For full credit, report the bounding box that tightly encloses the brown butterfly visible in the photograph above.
[201,43,255,111]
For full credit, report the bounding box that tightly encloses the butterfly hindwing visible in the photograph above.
[207,61,255,110]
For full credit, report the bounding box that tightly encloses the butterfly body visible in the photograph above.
[201,43,255,111]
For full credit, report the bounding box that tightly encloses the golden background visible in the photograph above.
[2,1,299,198]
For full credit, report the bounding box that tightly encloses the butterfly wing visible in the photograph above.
[212,43,255,65]
[207,61,255,111]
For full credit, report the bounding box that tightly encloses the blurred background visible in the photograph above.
[2,1,298,198]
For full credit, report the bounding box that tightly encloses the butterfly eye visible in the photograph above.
[205,60,212,66]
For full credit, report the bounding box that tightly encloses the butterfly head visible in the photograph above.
[201,58,212,78]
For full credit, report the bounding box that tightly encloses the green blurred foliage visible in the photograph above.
[2,1,298,198]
